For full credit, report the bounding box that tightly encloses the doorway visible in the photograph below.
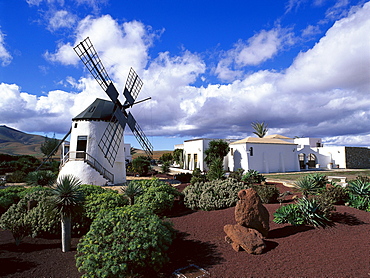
[76,136,87,159]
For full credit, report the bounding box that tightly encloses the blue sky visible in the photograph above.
[0,0,369,150]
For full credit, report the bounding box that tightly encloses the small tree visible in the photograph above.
[160,153,173,163]
[251,122,268,138]
[207,158,225,181]
[40,134,59,162]
[204,140,230,167]
[173,148,184,166]
[52,175,84,252]
[122,182,143,206]
[132,156,151,176]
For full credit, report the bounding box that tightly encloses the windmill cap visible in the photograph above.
[73,98,114,121]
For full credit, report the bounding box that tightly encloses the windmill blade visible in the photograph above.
[98,119,124,167]
[127,112,153,157]
[123,67,143,107]
[36,128,72,171]
[74,37,114,98]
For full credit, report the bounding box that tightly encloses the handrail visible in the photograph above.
[60,151,114,183]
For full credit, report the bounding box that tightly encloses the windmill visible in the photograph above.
[55,37,152,185]
[74,37,153,164]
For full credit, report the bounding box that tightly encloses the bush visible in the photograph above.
[27,170,57,187]
[228,168,244,182]
[76,206,174,277]
[0,186,28,215]
[6,170,27,183]
[0,187,59,244]
[273,197,333,228]
[161,161,171,174]
[135,178,181,216]
[84,191,128,219]
[190,168,207,185]
[241,169,266,184]
[250,184,279,204]
[79,184,106,197]
[317,185,349,205]
[183,178,246,211]
[132,156,151,176]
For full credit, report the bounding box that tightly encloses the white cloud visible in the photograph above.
[2,2,370,148]
[0,30,12,66]
[215,27,295,82]
[48,10,77,31]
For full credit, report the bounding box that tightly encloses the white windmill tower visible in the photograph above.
[57,37,153,186]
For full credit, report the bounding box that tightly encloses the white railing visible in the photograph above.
[60,151,114,183]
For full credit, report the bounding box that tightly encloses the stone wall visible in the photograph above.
[345,147,370,169]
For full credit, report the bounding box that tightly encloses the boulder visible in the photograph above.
[224,224,266,254]
[235,188,269,237]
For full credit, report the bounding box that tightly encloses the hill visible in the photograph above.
[0,125,47,158]
[0,125,172,160]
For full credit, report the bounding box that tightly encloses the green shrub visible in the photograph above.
[84,191,128,219]
[0,188,59,244]
[0,186,28,215]
[228,168,244,182]
[76,206,174,277]
[161,161,171,174]
[317,185,349,205]
[122,182,142,205]
[26,170,57,187]
[241,169,266,184]
[80,184,106,197]
[135,178,181,216]
[190,168,207,184]
[183,178,246,211]
[132,156,151,176]
[273,197,333,228]
[307,173,327,188]
[6,170,27,183]
[250,184,279,204]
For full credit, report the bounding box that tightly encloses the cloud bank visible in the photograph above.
[1,1,370,148]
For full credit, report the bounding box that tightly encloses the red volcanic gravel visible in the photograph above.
[1,183,369,278]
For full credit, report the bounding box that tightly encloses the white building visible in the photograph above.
[58,98,128,185]
[175,135,370,173]
[228,137,300,173]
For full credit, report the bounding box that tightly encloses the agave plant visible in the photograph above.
[293,175,322,198]
[307,173,327,188]
[348,179,370,196]
[52,175,84,252]
[273,203,304,226]
[348,179,370,211]
[297,197,332,228]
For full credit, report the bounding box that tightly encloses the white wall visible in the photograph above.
[59,120,126,185]
[182,139,211,171]
[294,137,322,148]
[229,142,300,173]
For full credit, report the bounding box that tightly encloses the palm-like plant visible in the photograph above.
[52,175,84,252]
[348,179,370,196]
[293,175,322,198]
[251,121,268,138]
[122,181,142,205]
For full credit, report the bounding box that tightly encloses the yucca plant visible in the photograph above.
[293,175,322,198]
[52,175,84,252]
